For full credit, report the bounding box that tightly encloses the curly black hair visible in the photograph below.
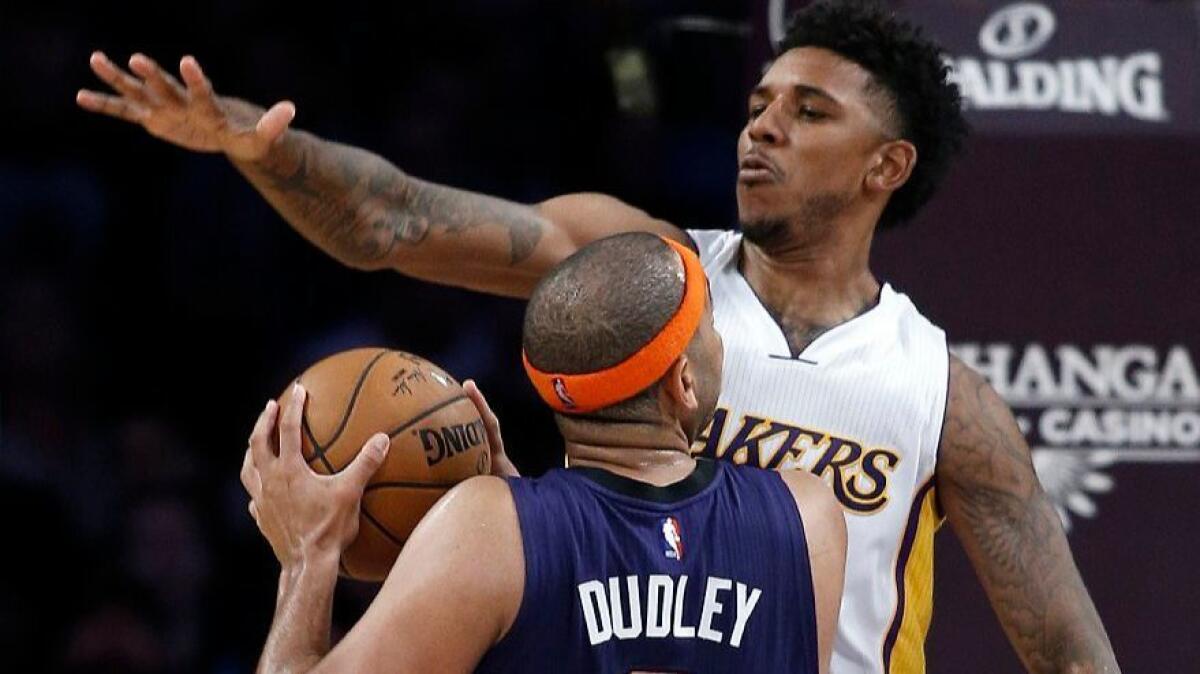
[778,0,969,228]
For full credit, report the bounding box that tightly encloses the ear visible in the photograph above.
[865,139,917,195]
[660,355,700,416]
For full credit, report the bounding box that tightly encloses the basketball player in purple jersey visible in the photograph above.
[241,233,846,672]
[83,2,1117,671]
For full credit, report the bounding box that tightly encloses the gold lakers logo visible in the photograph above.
[693,408,900,514]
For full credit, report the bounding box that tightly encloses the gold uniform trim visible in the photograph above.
[884,479,943,674]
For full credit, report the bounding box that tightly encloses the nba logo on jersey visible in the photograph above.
[662,517,684,560]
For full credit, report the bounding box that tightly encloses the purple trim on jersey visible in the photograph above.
[933,344,952,520]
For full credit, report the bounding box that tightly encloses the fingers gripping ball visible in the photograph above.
[279,349,491,581]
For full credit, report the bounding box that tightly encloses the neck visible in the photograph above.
[559,418,697,487]
[739,209,881,351]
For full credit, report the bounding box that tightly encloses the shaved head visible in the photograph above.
[523,232,690,418]
[524,232,685,372]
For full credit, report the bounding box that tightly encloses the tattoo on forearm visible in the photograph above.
[941,358,1118,674]
[361,177,543,265]
[243,130,544,267]
[264,145,321,200]
[246,134,370,261]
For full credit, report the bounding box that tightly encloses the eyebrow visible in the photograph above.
[750,83,840,106]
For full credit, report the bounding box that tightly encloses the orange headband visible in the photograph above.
[523,236,707,414]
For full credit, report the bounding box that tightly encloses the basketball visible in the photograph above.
[280,348,491,581]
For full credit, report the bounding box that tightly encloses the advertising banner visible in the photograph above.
[761,0,1200,135]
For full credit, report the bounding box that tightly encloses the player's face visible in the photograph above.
[735,47,895,243]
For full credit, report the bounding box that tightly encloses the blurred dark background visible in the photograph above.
[2,0,1196,672]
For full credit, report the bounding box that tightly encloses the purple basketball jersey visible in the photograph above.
[476,459,820,674]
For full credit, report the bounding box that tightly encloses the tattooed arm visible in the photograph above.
[938,356,1119,674]
[78,52,684,298]
[231,127,683,297]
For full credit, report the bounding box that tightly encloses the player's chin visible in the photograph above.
[736,180,782,209]
[736,196,784,233]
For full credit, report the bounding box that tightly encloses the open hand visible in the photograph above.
[77,51,295,162]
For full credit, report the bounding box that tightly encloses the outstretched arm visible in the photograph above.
[78,53,684,298]
[937,356,1119,674]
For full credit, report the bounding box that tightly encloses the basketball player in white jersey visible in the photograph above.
[78,1,1118,671]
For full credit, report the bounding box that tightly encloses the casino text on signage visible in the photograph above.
[955,343,1199,529]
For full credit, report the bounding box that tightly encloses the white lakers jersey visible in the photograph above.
[688,229,949,674]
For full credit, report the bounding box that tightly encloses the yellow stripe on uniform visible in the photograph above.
[885,481,944,674]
